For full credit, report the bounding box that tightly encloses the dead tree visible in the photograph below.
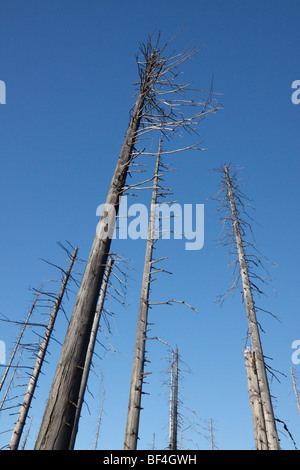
[94,390,105,450]
[291,367,300,418]
[172,347,179,451]
[124,140,162,450]
[0,287,42,394]
[168,349,174,450]
[8,246,78,450]
[35,34,219,450]
[244,348,268,450]
[214,164,280,450]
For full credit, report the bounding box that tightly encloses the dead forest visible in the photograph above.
[0,34,299,451]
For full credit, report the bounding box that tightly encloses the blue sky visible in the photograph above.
[0,0,299,450]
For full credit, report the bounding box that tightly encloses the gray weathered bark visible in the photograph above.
[291,366,300,418]
[224,165,280,450]
[244,347,269,450]
[68,257,114,450]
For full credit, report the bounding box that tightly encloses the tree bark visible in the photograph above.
[244,347,269,450]
[69,257,114,450]
[224,165,280,450]
[291,366,300,418]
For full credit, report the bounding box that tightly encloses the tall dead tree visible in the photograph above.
[214,164,280,450]
[35,34,219,450]
[8,246,78,450]
[124,140,162,450]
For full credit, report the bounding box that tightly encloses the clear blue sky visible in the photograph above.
[0,0,299,450]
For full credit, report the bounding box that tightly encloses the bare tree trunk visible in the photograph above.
[172,347,179,451]
[35,49,157,452]
[168,349,174,450]
[0,351,23,413]
[9,247,78,450]
[224,165,280,450]
[0,287,42,394]
[244,348,269,450]
[291,366,300,418]
[210,418,214,450]
[124,140,161,450]
[94,390,105,450]
[69,257,114,450]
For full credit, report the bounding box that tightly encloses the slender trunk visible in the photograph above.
[9,247,78,450]
[0,287,42,393]
[172,347,179,451]
[210,419,214,450]
[225,165,280,450]
[0,351,23,413]
[291,366,300,417]
[168,349,174,450]
[244,348,269,450]
[35,55,156,450]
[94,391,105,450]
[124,141,161,450]
[69,258,114,450]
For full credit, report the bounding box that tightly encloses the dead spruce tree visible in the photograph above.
[123,140,162,450]
[9,246,78,450]
[0,287,42,394]
[213,164,280,450]
[123,137,198,450]
[35,34,220,450]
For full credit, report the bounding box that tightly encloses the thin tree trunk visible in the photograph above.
[0,287,42,394]
[168,349,174,450]
[224,165,280,450]
[0,351,23,413]
[94,390,105,450]
[172,347,179,451]
[124,140,161,450]
[35,52,157,451]
[244,347,269,450]
[172,348,178,450]
[69,257,114,450]
[291,366,300,417]
[9,247,78,450]
[210,418,214,450]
